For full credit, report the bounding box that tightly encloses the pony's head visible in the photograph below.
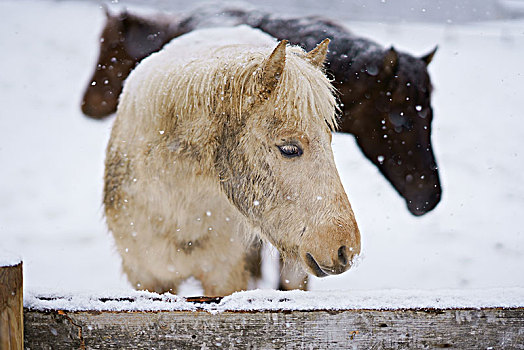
[117,31,361,277]
[205,40,361,276]
[337,46,441,216]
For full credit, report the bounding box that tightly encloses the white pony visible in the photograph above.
[104,26,360,296]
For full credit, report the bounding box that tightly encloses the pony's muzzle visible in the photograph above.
[304,244,359,278]
[300,218,361,277]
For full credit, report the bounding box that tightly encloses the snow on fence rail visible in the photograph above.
[2,263,524,349]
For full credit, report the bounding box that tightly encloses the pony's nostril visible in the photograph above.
[338,245,349,266]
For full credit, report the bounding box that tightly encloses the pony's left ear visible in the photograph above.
[306,38,330,68]
[421,46,438,65]
[258,40,288,98]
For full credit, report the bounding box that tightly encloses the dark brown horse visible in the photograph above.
[81,7,441,216]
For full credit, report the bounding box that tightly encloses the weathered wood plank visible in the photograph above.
[0,263,23,350]
[24,307,524,349]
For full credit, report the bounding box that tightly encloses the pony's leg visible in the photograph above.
[200,254,249,296]
[278,257,308,291]
[122,263,180,294]
[245,239,263,281]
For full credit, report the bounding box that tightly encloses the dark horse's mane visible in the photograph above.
[81,6,441,216]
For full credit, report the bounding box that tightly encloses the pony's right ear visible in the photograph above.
[258,40,288,99]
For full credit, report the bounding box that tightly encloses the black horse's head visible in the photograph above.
[81,9,183,118]
[337,46,441,216]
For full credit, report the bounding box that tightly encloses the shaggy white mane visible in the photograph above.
[120,25,338,132]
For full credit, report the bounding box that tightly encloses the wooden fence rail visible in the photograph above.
[2,263,524,349]
[23,306,524,349]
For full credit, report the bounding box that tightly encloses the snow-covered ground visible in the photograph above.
[1,1,523,302]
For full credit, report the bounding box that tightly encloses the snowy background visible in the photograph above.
[1,0,523,299]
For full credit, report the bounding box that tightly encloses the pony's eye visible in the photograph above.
[278,144,303,158]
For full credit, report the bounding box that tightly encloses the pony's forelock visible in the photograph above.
[159,44,338,131]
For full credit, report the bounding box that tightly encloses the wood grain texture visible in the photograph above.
[24,307,524,349]
[0,263,23,350]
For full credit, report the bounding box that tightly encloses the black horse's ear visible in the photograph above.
[383,46,399,76]
[117,8,129,21]
[102,4,111,18]
[421,46,438,65]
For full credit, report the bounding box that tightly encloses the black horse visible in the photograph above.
[81,7,441,216]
